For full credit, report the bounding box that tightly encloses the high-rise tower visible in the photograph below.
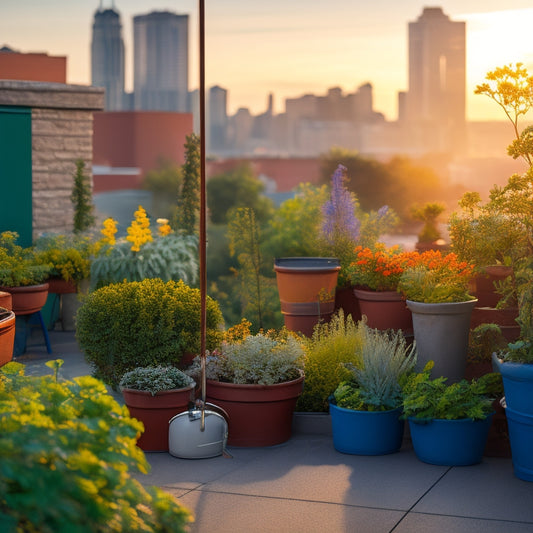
[91,1,125,111]
[133,11,189,112]
[406,7,466,153]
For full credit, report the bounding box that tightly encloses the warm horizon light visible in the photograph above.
[2,1,533,121]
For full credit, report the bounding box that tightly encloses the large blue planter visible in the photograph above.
[408,415,493,466]
[505,406,533,482]
[329,402,404,455]
[492,353,533,415]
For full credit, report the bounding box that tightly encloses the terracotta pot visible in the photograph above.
[470,306,520,343]
[274,258,340,337]
[122,385,195,452]
[0,291,12,311]
[0,283,49,316]
[470,266,513,308]
[353,289,412,334]
[334,285,362,323]
[206,374,304,447]
[47,277,77,294]
[0,309,15,367]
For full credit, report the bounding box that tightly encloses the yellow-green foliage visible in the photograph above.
[0,360,191,532]
[296,311,365,412]
[76,279,224,388]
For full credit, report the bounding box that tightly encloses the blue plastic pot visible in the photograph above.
[329,402,404,455]
[505,406,533,482]
[408,415,493,466]
[492,353,533,415]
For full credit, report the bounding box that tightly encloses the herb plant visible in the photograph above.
[402,362,503,420]
[333,326,417,411]
[296,310,365,412]
[119,366,195,396]
[190,324,304,385]
[0,231,51,287]
[0,360,191,532]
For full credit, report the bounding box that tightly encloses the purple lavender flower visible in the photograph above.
[377,205,389,218]
[321,164,360,245]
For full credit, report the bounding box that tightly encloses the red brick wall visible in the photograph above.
[0,52,66,83]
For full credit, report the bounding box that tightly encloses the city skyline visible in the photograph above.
[2,1,533,121]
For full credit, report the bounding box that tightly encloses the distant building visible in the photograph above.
[133,11,189,112]
[208,85,228,152]
[91,4,125,110]
[0,46,66,83]
[92,111,193,192]
[405,7,466,153]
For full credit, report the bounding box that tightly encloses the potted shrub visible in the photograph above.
[346,244,419,333]
[0,360,191,531]
[0,231,51,315]
[329,326,416,455]
[119,366,196,452]
[189,319,305,447]
[76,278,224,389]
[398,250,477,382]
[0,306,15,367]
[402,363,503,466]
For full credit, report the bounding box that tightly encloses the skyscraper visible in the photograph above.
[133,11,189,112]
[91,2,125,111]
[406,7,466,153]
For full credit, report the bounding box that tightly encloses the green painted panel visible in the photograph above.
[0,106,32,247]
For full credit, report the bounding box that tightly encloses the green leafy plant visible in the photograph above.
[0,231,51,287]
[467,323,507,365]
[119,366,195,396]
[34,233,93,284]
[397,250,475,303]
[76,278,224,388]
[402,362,503,420]
[0,360,191,532]
[296,310,364,412]
[333,326,416,411]
[91,233,199,289]
[189,324,304,385]
[71,159,95,233]
[472,63,533,349]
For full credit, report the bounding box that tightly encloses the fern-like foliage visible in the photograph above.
[334,327,417,411]
[402,368,503,420]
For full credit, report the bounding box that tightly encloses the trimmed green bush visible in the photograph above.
[76,278,224,388]
[0,360,191,532]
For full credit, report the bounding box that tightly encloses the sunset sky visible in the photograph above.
[2,0,533,121]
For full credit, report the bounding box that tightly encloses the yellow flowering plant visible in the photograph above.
[90,206,199,289]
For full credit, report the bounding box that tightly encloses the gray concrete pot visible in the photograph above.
[407,299,477,382]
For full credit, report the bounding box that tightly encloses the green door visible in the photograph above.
[0,106,32,247]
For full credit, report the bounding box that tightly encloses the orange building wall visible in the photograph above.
[0,52,66,83]
[93,111,193,192]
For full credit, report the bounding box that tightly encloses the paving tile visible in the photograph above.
[202,436,448,510]
[174,489,405,533]
[413,457,533,523]
[394,512,533,533]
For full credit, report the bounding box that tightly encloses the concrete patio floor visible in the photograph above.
[15,329,533,533]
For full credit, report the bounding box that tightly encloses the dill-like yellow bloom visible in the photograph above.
[126,205,153,252]
[101,217,118,245]
[157,218,172,236]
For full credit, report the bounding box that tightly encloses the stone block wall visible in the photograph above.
[0,81,104,238]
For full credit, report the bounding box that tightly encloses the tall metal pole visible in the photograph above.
[199,0,207,430]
